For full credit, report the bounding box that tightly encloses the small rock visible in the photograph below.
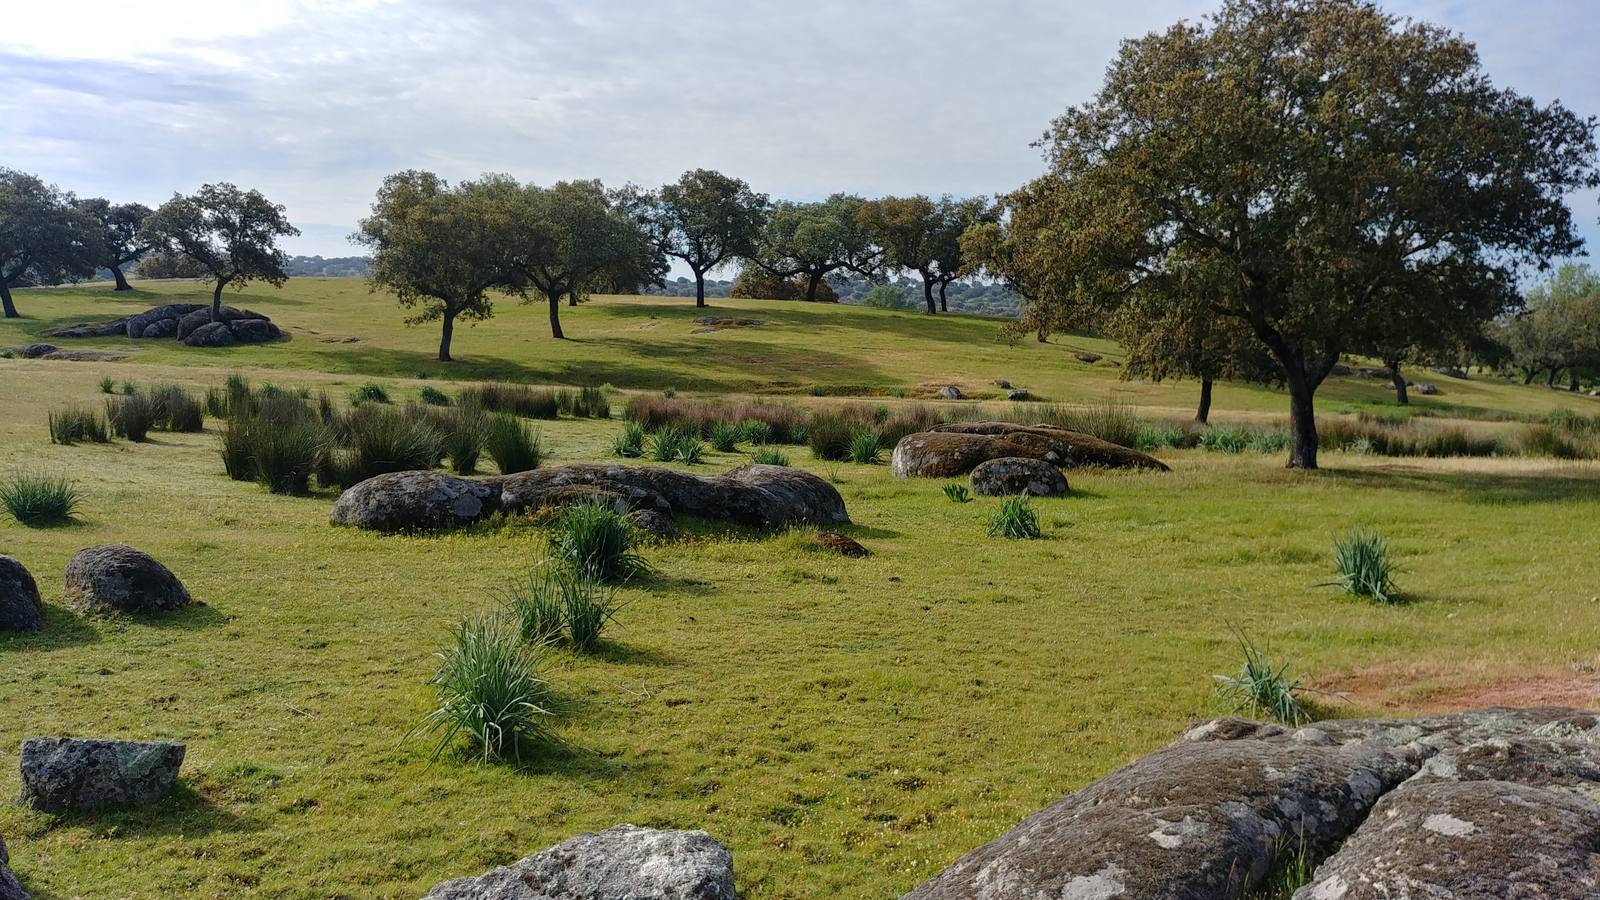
[1415,382,1440,395]
[16,344,57,359]
[1431,366,1469,379]
[816,531,868,557]
[627,509,677,542]
[63,544,192,614]
[1073,352,1102,364]
[183,322,235,347]
[1331,363,1353,376]
[1007,388,1030,401]
[992,379,1012,389]
[970,457,1070,497]
[19,737,186,813]
[0,556,43,632]
[938,386,964,400]
[1356,367,1387,379]
[423,824,735,900]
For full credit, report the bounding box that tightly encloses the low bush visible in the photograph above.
[350,382,391,405]
[807,415,853,461]
[611,421,646,458]
[751,447,790,466]
[547,501,648,583]
[1517,424,1589,460]
[329,406,443,486]
[48,406,108,445]
[848,428,882,464]
[739,420,773,446]
[1328,528,1399,604]
[671,434,704,464]
[148,384,205,432]
[0,472,82,526]
[418,385,451,406]
[708,421,740,452]
[648,426,686,463]
[459,383,560,419]
[987,496,1042,539]
[105,394,157,441]
[1199,426,1250,453]
[563,576,622,652]
[415,613,552,763]
[1214,633,1306,725]
[484,414,542,474]
[1135,423,1193,452]
[570,385,609,419]
[251,417,327,494]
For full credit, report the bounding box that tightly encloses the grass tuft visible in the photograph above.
[48,406,109,445]
[350,382,391,405]
[547,501,648,583]
[751,447,790,466]
[1215,631,1306,725]
[0,471,82,526]
[483,415,541,475]
[105,394,157,441]
[943,483,973,503]
[1328,528,1400,604]
[848,428,882,464]
[415,613,552,763]
[611,421,646,458]
[708,421,740,452]
[417,385,451,406]
[987,495,1041,539]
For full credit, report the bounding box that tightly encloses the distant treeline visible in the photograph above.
[641,272,1020,317]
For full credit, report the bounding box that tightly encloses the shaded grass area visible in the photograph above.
[0,364,1598,897]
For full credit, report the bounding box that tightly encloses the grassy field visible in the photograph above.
[1,280,1599,898]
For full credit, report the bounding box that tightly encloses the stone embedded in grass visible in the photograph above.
[970,457,1069,497]
[0,556,43,632]
[938,385,964,400]
[816,531,868,557]
[1007,388,1031,401]
[16,344,57,359]
[0,833,24,900]
[627,509,677,542]
[1074,352,1102,364]
[423,824,735,900]
[63,544,192,615]
[19,737,186,813]
[891,422,1168,479]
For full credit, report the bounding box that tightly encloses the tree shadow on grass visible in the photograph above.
[584,639,676,668]
[1321,464,1600,506]
[110,603,230,632]
[0,606,100,651]
[43,782,261,841]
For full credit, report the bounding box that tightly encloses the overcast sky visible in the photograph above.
[4,0,1598,261]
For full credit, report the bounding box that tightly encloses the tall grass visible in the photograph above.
[807,415,853,461]
[251,418,328,494]
[105,394,157,441]
[848,428,882,464]
[504,567,568,645]
[750,447,790,466]
[708,421,740,452]
[547,501,648,583]
[48,406,108,445]
[1041,401,1144,448]
[987,496,1042,539]
[147,384,205,432]
[0,472,82,526]
[417,385,451,406]
[1215,632,1306,725]
[460,383,560,419]
[330,406,442,486]
[484,414,542,474]
[415,613,552,763]
[562,576,623,652]
[625,395,807,443]
[611,421,646,458]
[437,406,487,475]
[1328,528,1400,604]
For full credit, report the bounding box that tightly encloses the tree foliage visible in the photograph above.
[753,194,878,301]
[75,197,152,291]
[0,169,103,317]
[859,195,942,313]
[1498,264,1600,389]
[648,169,767,307]
[141,183,300,319]
[729,269,838,302]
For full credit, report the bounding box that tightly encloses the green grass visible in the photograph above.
[1,281,1599,897]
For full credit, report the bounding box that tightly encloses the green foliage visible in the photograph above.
[750,447,790,466]
[417,385,450,406]
[97,376,114,394]
[105,394,156,441]
[48,406,108,445]
[1135,424,1192,452]
[861,283,911,309]
[988,496,1042,539]
[459,383,560,419]
[350,382,391,405]
[147,384,205,432]
[142,182,300,308]
[572,385,610,419]
[1215,633,1306,725]
[1052,401,1144,449]
[708,421,739,452]
[648,426,686,462]
[483,414,542,475]
[547,501,648,583]
[1329,528,1400,604]
[611,421,646,458]
[437,406,486,475]
[848,428,882,464]
[807,414,853,461]
[503,567,568,645]
[671,434,704,464]
[1200,426,1251,453]
[942,483,973,503]
[415,613,552,763]
[328,406,443,487]
[622,395,804,443]
[0,471,82,526]
[220,418,256,481]
[739,420,773,446]
[562,575,623,653]
[251,417,328,495]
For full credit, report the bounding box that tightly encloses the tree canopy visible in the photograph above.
[0,168,103,318]
[75,197,153,291]
[649,169,767,308]
[1498,264,1600,390]
[753,194,879,301]
[141,183,301,320]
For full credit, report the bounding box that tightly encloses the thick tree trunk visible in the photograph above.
[1195,378,1214,425]
[1523,368,1536,385]
[111,266,132,291]
[1548,368,1558,387]
[211,278,226,320]
[939,281,948,313]
[694,270,706,308]
[805,270,823,301]
[1036,320,1048,343]
[1388,363,1409,405]
[922,279,935,315]
[1285,372,1319,469]
[0,281,16,318]
[1571,372,1581,392]
[547,291,566,340]
[568,291,578,307]
[438,309,455,362]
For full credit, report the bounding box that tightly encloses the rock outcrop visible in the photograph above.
[48,303,281,346]
[0,556,43,632]
[423,824,735,900]
[892,422,1167,478]
[63,544,192,614]
[19,737,186,813]
[903,708,1600,900]
[0,833,27,900]
[331,464,849,534]
[970,456,1070,496]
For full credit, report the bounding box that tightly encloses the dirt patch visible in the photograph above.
[691,317,763,334]
[1317,660,1600,713]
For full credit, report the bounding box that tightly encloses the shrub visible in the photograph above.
[751,447,790,466]
[459,383,560,419]
[547,501,648,583]
[336,406,443,486]
[220,418,256,481]
[649,426,686,462]
[97,376,115,394]
[484,414,542,474]
[1199,426,1250,454]
[563,575,622,652]
[119,381,135,396]
[672,434,704,464]
[1518,424,1588,460]
[1328,528,1399,604]
[611,421,646,458]
[1051,401,1144,449]
[415,613,552,763]
[708,421,739,452]
[662,386,676,398]
[807,415,853,461]
[504,567,568,645]
[572,385,609,419]
[848,428,882,464]
[987,496,1042,539]
[943,483,973,503]
[1135,424,1191,452]
[105,394,157,441]
[148,384,204,432]
[204,385,228,417]
[0,472,82,526]
[418,385,451,406]
[739,420,773,446]
[1246,429,1291,454]
[1214,633,1306,725]
[350,382,391,405]
[438,406,486,475]
[48,406,108,445]
[251,417,327,494]
[862,283,911,309]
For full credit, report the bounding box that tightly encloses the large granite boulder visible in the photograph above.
[0,556,42,632]
[329,471,502,533]
[424,825,735,900]
[125,303,206,338]
[48,303,280,347]
[892,422,1167,478]
[182,321,236,347]
[63,544,192,614]
[19,737,186,813]
[139,317,178,339]
[970,456,1070,496]
[332,464,849,534]
[0,832,24,900]
[15,344,57,359]
[48,318,128,338]
[176,306,267,340]
[228,318,281,343]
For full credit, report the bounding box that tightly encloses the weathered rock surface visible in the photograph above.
[1074,352,1102,364]
[49,302,281,346]
[1006,388,1030,401]
[816,531,868,557]
[63,544,192,614]
[19,737,185,813]
[423,824,735,900]
[48,318,127,338]
[125,303,207,338]
[139,317,178,339]
[332,464,849,534]
[892,422,1167,478]
[176,306,267,340]
[0,832,25,900]
[970,456,1070,497]
[0,556,43,632]
[40,350,127,362]
[937,385,964,400]
[183,321,235,347]
[15,344,57,359]
[627,509,677,542]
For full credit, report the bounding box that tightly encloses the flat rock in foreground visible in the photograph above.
[423,824,734,900]
[19,737,186,813]
[892,422,1167,478]
[332,464,848,534]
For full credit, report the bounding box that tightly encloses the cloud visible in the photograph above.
[2,0,1596,259]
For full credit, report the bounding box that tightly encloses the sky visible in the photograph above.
[3,0,1598,262]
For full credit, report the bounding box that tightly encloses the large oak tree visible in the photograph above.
[648,170,767,308]
[0,169,103,318]
[859,195,943,314]
[752,194,879,301]
[75,197,153,291]
[1027,0,1597,467]
[141,183,301,321]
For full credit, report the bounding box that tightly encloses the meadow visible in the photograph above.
[1,280,1599,898]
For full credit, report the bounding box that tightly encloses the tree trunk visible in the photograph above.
[1571,372,1581,392]
[1548,368,1558,387]
[547,291,565,340]
[111,266,132,291]
[567,290,578,307]
[1195,378,1214,425]
[1523,368,1535,385]
[805,270,823,301]
[1285,367,1319,470]
[694,270,706,308]
[1036,321,1048,343]
[438,308,455,362]
[1388,363,1409,405]
[211,278,226,321]
[939,280,948,313]
[922,278,935,315]
[0,281,16,318]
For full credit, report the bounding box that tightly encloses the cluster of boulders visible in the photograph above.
[902,707,1600,899]
[330,463,850,534]
[1,546,194,636]
[47,302,282,347]
[892,421,1167,483]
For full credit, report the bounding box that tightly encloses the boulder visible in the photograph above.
[938,386,963,400]
[63,544,192,614]
[1431,366,1469,379]
[892,422,1167,478]
[48,318,127,338]
[228,318,281,343]
[19,737,185,813]
[125,303,205,338]
[992,379,1012,389]
[1073,352,1102,364]
[0,556,43,632]
[16,344,57,359]
[140,317,178,339]
[1415,382,1440,395]
[329,471,502,533]
[182,322,235,347]
[176,306,268,340]
[816,531,868,557]
[423,824,735,900]
[970,456,1070,497]
[40,350,126,362]
[1330,362,1353,376]
[1355,367,1387,379]
[627,509,677,542]
[1006,388,1030,401]
[0,833,24,900]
